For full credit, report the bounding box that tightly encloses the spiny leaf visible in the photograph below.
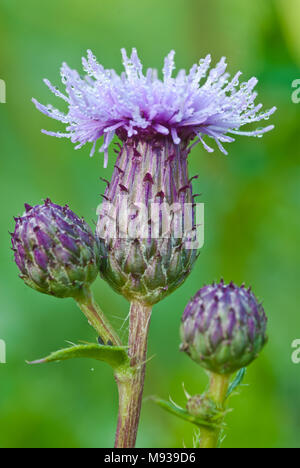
[28,343,130,371]
[150,396,222,430]
[226,368,247,399]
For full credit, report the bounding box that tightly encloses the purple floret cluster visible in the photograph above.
[33,49,276,167]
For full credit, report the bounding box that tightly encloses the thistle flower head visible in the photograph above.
[180,280,268,375]
[186,394,218,421]
[33,49,276,167]
[11,200,99,298]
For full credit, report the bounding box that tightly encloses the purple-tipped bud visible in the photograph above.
[11,200,100,298]
[180,281,268,375]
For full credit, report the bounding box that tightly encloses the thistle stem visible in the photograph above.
[75,287,121,346]
[199,373,231,449]
[114,301,152,448]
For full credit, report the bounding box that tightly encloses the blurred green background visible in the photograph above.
[0,0,299,448]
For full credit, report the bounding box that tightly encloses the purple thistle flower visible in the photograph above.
[11,200,100,298]
[180,281,268,375]
[31,50,276,305]
[33,49,276,167]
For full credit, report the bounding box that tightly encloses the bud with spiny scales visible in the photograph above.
[96,137,199,305]
[180,281,268,375]
[11,200,100,298]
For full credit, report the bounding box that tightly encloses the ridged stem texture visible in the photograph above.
[114,301,152,448]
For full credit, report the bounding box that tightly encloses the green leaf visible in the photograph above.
[150,396,223,430]
[28,343,130,371]
[226,368,247,399]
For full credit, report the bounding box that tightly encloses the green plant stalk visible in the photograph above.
[75,287,121,346]
[114,301,152,448]
[199,372,231,449]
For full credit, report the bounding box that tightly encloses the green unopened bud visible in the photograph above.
[186,394,218,421]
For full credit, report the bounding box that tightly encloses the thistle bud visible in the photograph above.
[180,281,268,375]
[186,394,218,421]
[11,200,99,298]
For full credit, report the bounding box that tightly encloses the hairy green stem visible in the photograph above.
[114,301,152,448]
[199,373,231,449]
[75,287,121,346]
